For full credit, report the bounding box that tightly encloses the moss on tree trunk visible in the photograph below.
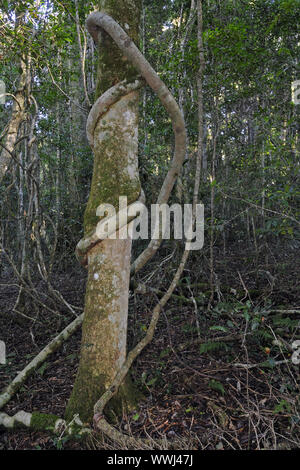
[65,0,142,424]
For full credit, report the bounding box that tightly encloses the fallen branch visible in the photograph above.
[267,309,300,315]
[0,410,90,436]
[0,314,83,410]
[177,332,251,351]
[233,359,291,369]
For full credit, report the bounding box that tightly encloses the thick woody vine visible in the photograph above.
[79,11,186,270]
[0,12,193,445]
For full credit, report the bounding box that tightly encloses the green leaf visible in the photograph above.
[199,341,227,354]
[146,377,157,386]
[273,399,292,414]
[208,379,225,395]
[209,325,228,332]
[159,348,171,358]
[37,362,48,376]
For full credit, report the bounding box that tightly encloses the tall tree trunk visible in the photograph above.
[0,11,29,182]
[176,0,196,201]
[196,0,205,187]
[0,57,27,181]
[65,0,142,424]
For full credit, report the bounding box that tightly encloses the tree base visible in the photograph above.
[65,373,143,425]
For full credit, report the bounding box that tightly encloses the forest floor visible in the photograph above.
[0,240,299,450]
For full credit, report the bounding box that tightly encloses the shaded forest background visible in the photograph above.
[0,0,299,450]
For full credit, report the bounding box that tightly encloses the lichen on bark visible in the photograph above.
[65,229,138,423]
[84,91,141,235]
[95,0,141,98]
[65,0,143,425]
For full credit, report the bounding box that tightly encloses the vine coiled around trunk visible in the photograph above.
[79,12,186,272]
